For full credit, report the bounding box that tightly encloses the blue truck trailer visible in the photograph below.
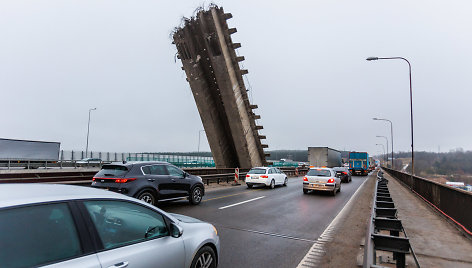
[349,152,369,176]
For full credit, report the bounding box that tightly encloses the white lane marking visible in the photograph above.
[296,176,372,268]
[218,196,265,210]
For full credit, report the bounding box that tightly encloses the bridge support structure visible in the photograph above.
[172,5,268,169]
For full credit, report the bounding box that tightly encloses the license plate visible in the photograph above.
[251,176,258,179]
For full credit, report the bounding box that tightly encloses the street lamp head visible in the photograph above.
[366,57,379,61]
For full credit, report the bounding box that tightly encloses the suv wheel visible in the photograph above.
[269,179,275,189]
[137,190,156,205]
[283,177,288,186]
[191,246,216,268]
[189,186,203,205]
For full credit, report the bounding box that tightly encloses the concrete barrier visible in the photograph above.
[383,167,472,234]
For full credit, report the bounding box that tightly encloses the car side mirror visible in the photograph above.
[170,223,183,238]
[183,172,188,178]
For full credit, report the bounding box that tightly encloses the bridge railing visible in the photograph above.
[383,167,472,235]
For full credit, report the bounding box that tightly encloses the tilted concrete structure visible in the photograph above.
[172,6,268,168]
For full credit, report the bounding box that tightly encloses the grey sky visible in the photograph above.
[1,0,471,156]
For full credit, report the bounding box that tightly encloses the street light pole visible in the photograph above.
[85,108,97,157]
[373,118,394,169]
[367,56,414,176]
[376,143,386,166]
[197,130,205,153]
[376,135,389,167]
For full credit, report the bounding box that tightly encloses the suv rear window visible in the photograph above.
[95,165,129,177]
[307,169,331,177]
[248,168,267,174]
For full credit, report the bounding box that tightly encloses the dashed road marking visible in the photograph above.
[218,196,265,209]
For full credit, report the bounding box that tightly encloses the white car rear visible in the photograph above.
[303,167,341,196]
[245,167,288,189]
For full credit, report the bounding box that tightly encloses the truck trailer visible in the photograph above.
[307,147,342,168]
[349,152,369,176]
[0,138,60,168]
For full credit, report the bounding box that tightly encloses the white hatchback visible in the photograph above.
[245,167,288,189]
[303,167,341,196]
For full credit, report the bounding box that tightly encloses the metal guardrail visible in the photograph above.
[0,167,308,186]
[364,170,420,268]
[382,167,472,235]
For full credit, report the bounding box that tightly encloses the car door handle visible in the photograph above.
[171,179,176,182]
[108,262,129,268]
[148,179,155,182]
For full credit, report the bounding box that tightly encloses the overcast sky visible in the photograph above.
[1,0,471,156]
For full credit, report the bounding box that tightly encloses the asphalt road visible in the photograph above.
[159,174,371,268]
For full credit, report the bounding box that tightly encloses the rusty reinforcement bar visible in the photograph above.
[382,167,472,236]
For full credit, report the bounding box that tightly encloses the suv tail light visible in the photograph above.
[327,178,335,183]
[303,177,308,181]
[246,175,250,177]
[260,175,269,178]
[342,172,348,175]
[92,177,136,183]
[114,178,137,183]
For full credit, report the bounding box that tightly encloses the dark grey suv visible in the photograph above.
[91,161,205,206]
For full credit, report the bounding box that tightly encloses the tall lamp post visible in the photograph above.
[85,108,97,157]
[373,118,394,169]
[367,56,414,175]
[376,135,389,167]
[376,144,386,166]
[197,130,205,153]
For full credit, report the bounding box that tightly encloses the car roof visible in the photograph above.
[0,183,140,208]
[250,167,273,169]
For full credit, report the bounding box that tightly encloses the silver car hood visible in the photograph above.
[169,213,203,223]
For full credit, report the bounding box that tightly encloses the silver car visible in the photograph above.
[0,184,219,268]
[303,167,341,196]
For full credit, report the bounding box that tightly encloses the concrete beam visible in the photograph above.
[228,28,237,34]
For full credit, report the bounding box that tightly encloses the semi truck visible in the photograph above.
[0,138,60,168]
[307,147,342,168]
[349,152,369,176]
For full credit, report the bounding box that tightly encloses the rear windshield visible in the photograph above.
[248,168,267,174]
[307,169,331,177]
[95,165,129,177]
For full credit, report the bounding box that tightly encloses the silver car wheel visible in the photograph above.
[196,252,213,268]
[270,180,275,189]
